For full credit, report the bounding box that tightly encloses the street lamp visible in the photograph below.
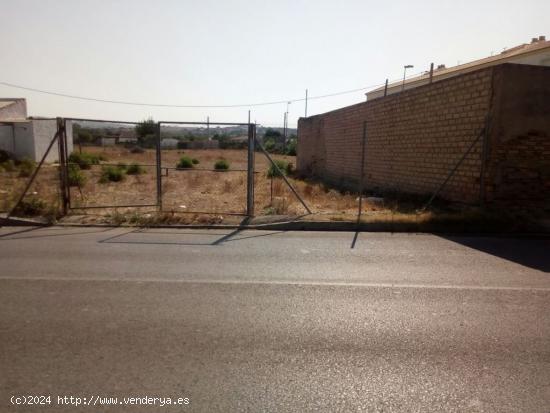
[402,64,414,91]
[284,101,291,151]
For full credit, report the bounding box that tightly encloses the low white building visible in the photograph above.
[0,98,73,162]
[160,138,179,149]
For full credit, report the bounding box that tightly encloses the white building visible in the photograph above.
[160,138,179,149]
[367,35,550,100]
[0,98,73,162]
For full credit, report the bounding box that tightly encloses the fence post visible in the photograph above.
[479,115,491,207]
[57,117,69,215]
[246,123,256,216]
[155,122,162,211]
[357,121,367,224]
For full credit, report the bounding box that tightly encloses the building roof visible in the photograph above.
[369,36,550,93]
[0,100,17,110]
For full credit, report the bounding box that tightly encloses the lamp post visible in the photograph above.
[284,101,291,151]
[402,64,414,91]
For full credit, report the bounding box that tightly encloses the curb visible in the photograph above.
[8,220,546,238]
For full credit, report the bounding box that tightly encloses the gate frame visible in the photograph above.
[51,117,310,219]
[61,117,159,211]
[157,120,256,216]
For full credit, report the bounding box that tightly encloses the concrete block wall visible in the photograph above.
[483,64,550,207]
[298,64,550,208]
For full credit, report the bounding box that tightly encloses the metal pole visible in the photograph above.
[383,79,388,97]
[207,116,210,138]
[283,112,287,152]
[255,137,312,214]
[305,89,308,117]
[422,127,486,212]
[402,65,413,92]
[56,118,67,215]
[246,123,255,216]
[357,121,367,224]
[155,122,162,211]
[478,115,491,207]
[61,118,71,211]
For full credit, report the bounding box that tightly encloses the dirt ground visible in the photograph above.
[1,146,381,222]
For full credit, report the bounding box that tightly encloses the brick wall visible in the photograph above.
[483,64,550,207]
[298,64,550,208]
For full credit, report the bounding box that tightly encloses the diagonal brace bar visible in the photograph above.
[254,137,312,214]
[7,131,60,219]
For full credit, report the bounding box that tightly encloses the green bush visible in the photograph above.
[18,158,36,177]
[267,159,292,178]
[176,156,194,169]
[1,159,16,172]
[117,162,127,171]
[68,164,86,187]
[191,158,200,165]
[285,139,297,156]
[99,166,125,183]
[214,159,230,170]
[126,163,145,175]
[68,152,103,170]
[13,197,47,216]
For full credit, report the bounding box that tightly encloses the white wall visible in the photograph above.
[31,119,58,162]
[65,119,74,156]
[28,119,73,163]
[13,122,35,160]
[0,118,74,163]
[0,125,15,153]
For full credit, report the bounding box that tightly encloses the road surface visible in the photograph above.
[0,226,549,412]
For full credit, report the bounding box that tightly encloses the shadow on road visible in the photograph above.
[0,226,114,241]
[98,228,287,246]
[440,235,550,273]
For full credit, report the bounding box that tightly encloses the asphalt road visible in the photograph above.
[0,226,549,412]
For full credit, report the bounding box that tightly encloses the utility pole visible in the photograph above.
[305,89,308,117]
[284,101,291,152]
[206,116,210,138]
[429,62,434,84]
[283,112,287,151]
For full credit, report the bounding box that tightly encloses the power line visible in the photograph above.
[0,72,424,109]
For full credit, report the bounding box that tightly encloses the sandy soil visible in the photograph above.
[1,146,379,220]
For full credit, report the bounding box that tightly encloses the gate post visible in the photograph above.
[246,123,255,216]
[57,117,69,215]
[155,122,162,211]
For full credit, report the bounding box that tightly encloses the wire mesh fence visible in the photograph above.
[3,115,430,226]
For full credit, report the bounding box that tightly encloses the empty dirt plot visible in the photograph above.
[1,145,387,222]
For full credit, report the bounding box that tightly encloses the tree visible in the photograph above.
[77,130,94,144]
[285,136,297,156]
[135,118,157,148]
[263,128,282,141]
[135,118,156,139]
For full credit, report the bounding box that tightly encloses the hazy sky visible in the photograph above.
[1,0,548,127]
